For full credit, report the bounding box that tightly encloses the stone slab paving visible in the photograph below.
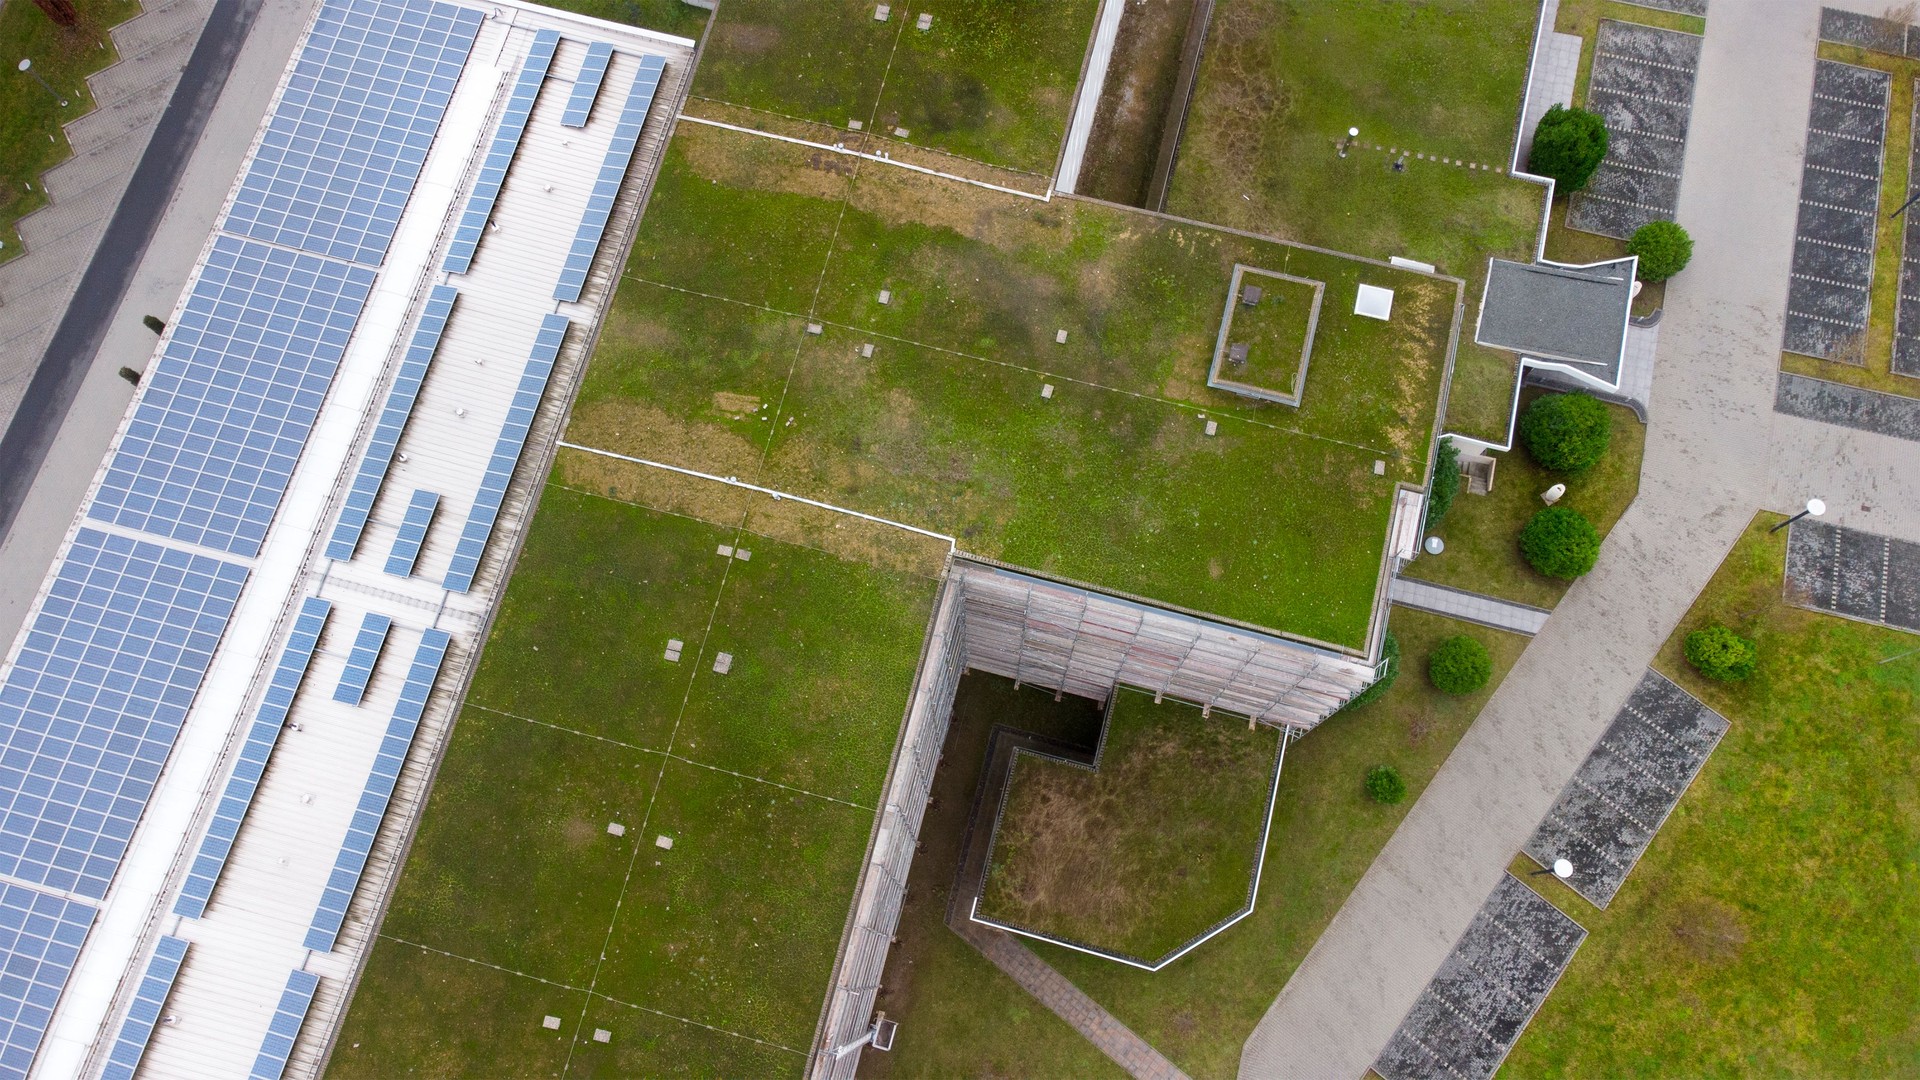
[1567,20,1702,239]
[1388,579,1550,636]
[1523,670,1729,908]
[1897,84,1920,378]
[1785,517,1920,631]
[1371,874,1587,1080]
[1621,0,1707,16]
[1518,0,1579,171]
[1775,370,1920,441]
[1783,59,1891,361]
[1819,6,1918,56]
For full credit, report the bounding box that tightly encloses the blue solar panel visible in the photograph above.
[554,54,666,302]
[326,286,458,562]
[0,882,96,1080]
[88,234,377,558]
[560,42,614,128]
[100,935,188,1080]
[442,316,570,592]
[305,629,450,952]
[225,0,484,265]
[384,490,439,578]
[0,529,249,902]
[444,29,561,273]
[333,613,392,707]
[249,968,319,1080]
[174,597,330,919]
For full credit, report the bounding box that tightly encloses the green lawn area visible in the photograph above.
[978,688,1280,964]
[690,0,1096,174]
[871,609,1528,1079]
[1506,514,1920,1075]
[0,0,141,262]
[580,121,1458,648]
[1403,389,1645,608]
[1163,0,1547,443]
[542,0,709,38]
[337,485,937,1075]
[1212,270,1320,401]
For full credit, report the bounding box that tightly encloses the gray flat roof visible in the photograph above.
[1476,257,1635,382]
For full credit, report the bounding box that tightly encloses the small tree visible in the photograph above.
[1425,437,1461,531]
[142,315,166,335]
[117,366,141,386]
[1519,391,1611,473]
[1365,764,1407,805]
[1341,632,1401,712]
[1520,506,1601,579]
[1528,105,1610,192]
[1628,220,1693,282]
[1685,625,1757,682]
[1428,635,1492,695]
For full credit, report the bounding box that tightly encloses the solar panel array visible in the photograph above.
[305,629,451,952]
[175,597,331,919]
[0,529,249,901]
[0,883,96,1080]
[385,490,440,578]
[443,29,561,274]
[100,934,188,1080]
[332,613,393,707]
[560,41,614,127]
[225,0,483,266]
[326,285,458,562]
[248,968,320,1080]
[553,53,667,302]
[89,236,377,558]
[443,315,571,592]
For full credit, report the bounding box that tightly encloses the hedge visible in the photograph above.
[1628,220,1693,282]
[1425,438,1461,532]
[1528,105,1609,191]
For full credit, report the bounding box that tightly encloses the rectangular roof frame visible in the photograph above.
[384,490,440,578]
[99,935,189,1080]
[247,968,319,1080]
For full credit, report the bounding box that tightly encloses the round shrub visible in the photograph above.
[1365,764,1407,805]
[1519,391,1612,473]
[1427,635,1492,695]
[1425,438,1461,532]
[1685,625,1757,682]
[1628,220,1693,282]
[1528,105,1610,191]
[1520,506,1601,579]
[1341,632,1401,712]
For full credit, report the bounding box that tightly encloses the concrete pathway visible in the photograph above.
[1054,0,1125,193]
[1387,580,1550,635]
[1516,0,1579,170]
[1243,2,1920,1076]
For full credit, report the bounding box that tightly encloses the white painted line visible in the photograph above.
[676,113,1053,203]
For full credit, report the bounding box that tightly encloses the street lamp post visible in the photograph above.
[1529,858,1574,880]
[1769,497,1826,534]
[1339,126,1359,158]
[17,59,68,107]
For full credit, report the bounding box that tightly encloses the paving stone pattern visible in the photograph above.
[1567,20,1702,239]
[1818,7,1920,58]
[1389,578,1551,636]
[1783,61,1892,361]
[1897,86,1920,378]
[1522,670,1729,908]
[1775,370,1920,441]
[1619,0,1707,16]
[1372,874,1588,1080]
[1784,518,1920,631]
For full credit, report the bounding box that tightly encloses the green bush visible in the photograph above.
[1425,438,1461,532]
[1365,764,1407,805]
[1341,632,1401,712]
[1427,635,1492,695]
[1519,392,1612,473]
[1528,105,1610,191]
[1520,506,1601,579]
[1685,625,1758,682]
[1628,220,1693,282]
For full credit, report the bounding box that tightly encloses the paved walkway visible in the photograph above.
[1243,2,1920,1076]
[1388,579,1550,635]
[1516,0,1579,170]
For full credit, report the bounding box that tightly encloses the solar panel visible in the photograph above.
[553,54,667,302]
[384,490,440,578]
[100,935,189,1080]
[560,41,615,128]
[88,234,377,558]
[174,597,331,919]
[0,882,96,1080]
[444,29,561,273]
[225,0,484,265]
[0,528,249,901]
[442,316,570,592]
[248,968,319,1080]
[333,613,392,707]
[326,285,458,562]
[304,629,450,952]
